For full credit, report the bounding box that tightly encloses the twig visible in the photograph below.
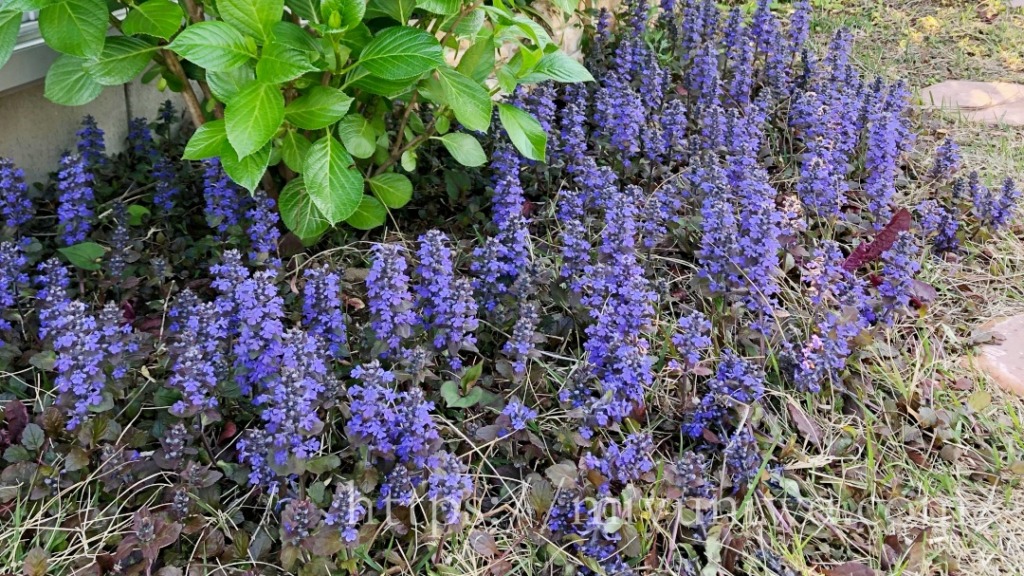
[391,92,419,157]
[373,129,433,176]
[162,50,206,128]
[181,0,204,24]
[440,1,484,47]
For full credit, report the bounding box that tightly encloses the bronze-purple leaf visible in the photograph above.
[843,208,912,272]
[909,279,938,306]
[2,399,29,449]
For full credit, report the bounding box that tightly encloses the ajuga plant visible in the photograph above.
[0,0,596,239]
[2,2,1023,576]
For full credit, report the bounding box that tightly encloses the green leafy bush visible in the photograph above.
[0,0,591,239]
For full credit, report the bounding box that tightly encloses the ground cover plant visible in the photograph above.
[2,0,1024,574]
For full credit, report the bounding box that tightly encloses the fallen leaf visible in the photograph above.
[952,377,973,391]
[545,461,578,489]
[909,279,938,306]
[489,559,514,575]
[787,401,823,445]
[469,530,499,557]
[905,448,929,468]
[939,444,962,462]
[23,547,50,576]
[967,390,992,412]
[824,561,877,576]
[882,534,904,569]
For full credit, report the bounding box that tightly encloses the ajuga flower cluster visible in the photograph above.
[0,1,1020,574]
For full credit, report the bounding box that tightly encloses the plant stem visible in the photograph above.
[440,1,483,46]
[181,0,203,23]
[391,92,419,156]
[162,50,206,128]
[373,129,434,176]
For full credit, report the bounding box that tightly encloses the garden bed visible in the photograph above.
[2,0,1024,575]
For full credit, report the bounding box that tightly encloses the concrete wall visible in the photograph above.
[0,78,176,185]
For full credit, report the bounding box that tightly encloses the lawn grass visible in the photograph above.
[750,0,1024,573]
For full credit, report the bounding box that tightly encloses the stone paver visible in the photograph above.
[972,315,1024,396]
[920,80,1024,126]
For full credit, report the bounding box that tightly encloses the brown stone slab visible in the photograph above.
[920,80,1024,126]
[971,315,1024,396]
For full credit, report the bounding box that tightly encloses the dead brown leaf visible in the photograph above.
[788,401,823,445]
[469,530,499,557]
[823,561,877,576]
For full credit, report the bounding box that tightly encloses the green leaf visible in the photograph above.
[436,66,491,132]
[348,69,414,97]
[441,5,482,38]
[44,54,103,105]
[305,454,340,474]
[182,119,227,160]
[320,0,365,31]
[121,0,184,39]
[220,141,271,192]
[168,21,255,71]
[345,195,386,229]
[497,103,546,161]
[368,173,412,208]
[257,41,317,83]
[357,27,443,80]
[207,65,255,102]
[2,0,57,10]
[38,0,107,58]
[21,424,45,451]
[58,241,105,270]
[548,0,577,13]
[4,445,31,463]
[303,136,362,224]
[460,361,483,387]
[400,149,416,172]
[439,380,486,408]
[496,65,516,94]
[515,45,543,76]
[435,114,450,134]
[278,177,330,241]
[28,350,55,370]
[279,130,311,172]
[435,132,485,167]
[284,86,353,130]
[337,115,376,159]
[285,0,320,23]
[510,15,552,47]
[0,10,22,69]
[269,20,320,51]
[218,0,283,42]
[225,81,285,158]
[64,447,90,472]
[256,21,319,83]
[455,35,495,83]
[366,0,415,23]
[126,205,150,226]
[519,50,593,83]
[417,0,459,15]
[84,36,157,86]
